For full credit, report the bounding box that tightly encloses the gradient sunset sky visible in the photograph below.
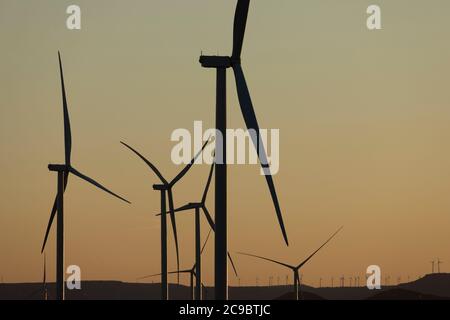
[1,0,450,288]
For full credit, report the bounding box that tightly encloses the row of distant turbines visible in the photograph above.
[430,258,444,274]
[40,0,344,301]
[34,249,443,300]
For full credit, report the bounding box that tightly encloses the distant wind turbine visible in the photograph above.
[239,226,343,300]
[120,140,209,300]
[199,0,289,299]
[156,161,238,300]
[437,258,443,273]
[42,52,131,300]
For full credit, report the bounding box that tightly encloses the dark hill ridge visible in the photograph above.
[399,273,450,298]
[367,288,446,300]
[1,273,449,300]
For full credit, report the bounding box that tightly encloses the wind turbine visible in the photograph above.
[199,0,289,300]
[156,161,239,300]
[41,52,131,300]
[431,260,435,274]
[138,230,213,300]
[120,140,209,300]
[239,226,343,300]
[437,258,443,273]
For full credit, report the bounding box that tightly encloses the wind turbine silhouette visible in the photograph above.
[199,0,288,299]
[120,140,209,300]
[156,160,238,300]
[138,229,213,300]
[41,52,131,300]
[239,226,343,300]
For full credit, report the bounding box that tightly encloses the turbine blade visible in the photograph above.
[169,270,191,275]
[201,206,216,232]
[237,252,294,269]
[170,139,210,186]
[58,52,72,166]
[155,203,197,216]
[137,269,192,280]
[232,0,250,60]
[191,228,213,271]
[167,188,180,284]
[69,167,131,204]
[297,226,344,269]
[136,272,162,280]
[296,270,301,289]
[232,63,289,246]
[120,141,167,184]
[41,171,69,253]
[201,229,213,254]
[201,162,215,204]
[228,252,239,278]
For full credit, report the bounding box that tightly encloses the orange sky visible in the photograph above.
[1,0,450,288]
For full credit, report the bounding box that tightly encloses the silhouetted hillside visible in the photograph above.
[399,273,450,298]
[1,274,449,300]
[275,291,325,300]
[367,288,446,300]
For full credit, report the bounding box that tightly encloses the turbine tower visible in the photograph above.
[42,52,130,300]
[239,226,343,300]
[199,0,289,299]
[120,140,209,300]
[431,260,435,274]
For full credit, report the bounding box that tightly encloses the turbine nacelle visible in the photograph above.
[48,164,69,172]
[188,202,202,208]
[153,184,169,191]
[199,55,232,69]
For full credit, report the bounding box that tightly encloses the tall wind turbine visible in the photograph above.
[138,230,213,300]
[431,260,435,274]
[157,161,239,300]
[239,226,343,300]
[199,0,288,299]
[41,52,131,300]
[120,140,209,300]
